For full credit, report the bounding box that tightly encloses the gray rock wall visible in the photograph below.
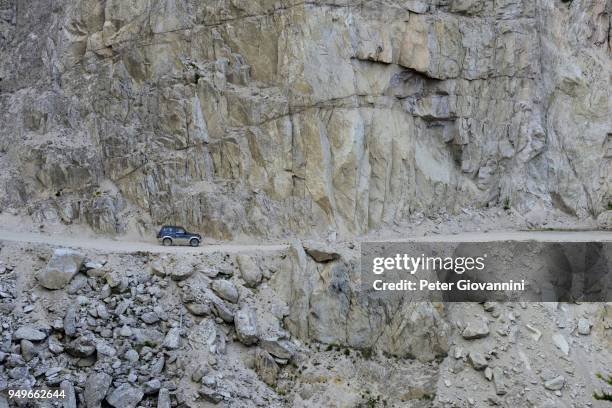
[0,0,610,238]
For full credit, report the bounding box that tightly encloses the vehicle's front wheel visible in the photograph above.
[190,238,200,247]
[162,238,172,246]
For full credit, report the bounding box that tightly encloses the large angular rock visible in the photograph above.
[254,348,279,386]
[188,318,227,355]
[37,249,84,290]
[302,242,341,263]
[462,319,490,340]
[60,380,77,408]
[84,372,112,408]
[236,255,263,287]
[66,336,97,357]
[260,337,297,360]
[106,384,144,408]
[157,388,171,408]
[163,328,182,350]
[234,307,258,346]
[14,326,47,341]
[211,280,239,303]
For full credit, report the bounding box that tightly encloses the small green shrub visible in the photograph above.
[593,373,612,401]
[503,196,511,210]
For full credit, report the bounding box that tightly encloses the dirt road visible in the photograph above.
[0,229,289,254]
[0,228,609,255]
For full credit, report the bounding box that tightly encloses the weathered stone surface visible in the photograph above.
[597,211,612,230]
[577,318,591,335]
[234,307,258,346]
[552,333,570,355]
[60,380,77,408]
[276,245,450,363]
[260,337,297,360]
[254,348,279,387]
[211,280,239,304]
[462,319,490,340]
[492,367,507,396]
[0,0,607,240]
[106,384,144,408]
[84,372,112,408]
[66,336,96,358]
[544,375,565,391]
[163,328,181,350]
[157,388,171,408]
[14,326,46,341]
[302,242,341,263]
[468,351,488,370]
[236,255,262,287]
[36,249,84,290]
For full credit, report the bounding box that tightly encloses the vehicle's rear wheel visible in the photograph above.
[190,238,200,247]
[162,238,172,246]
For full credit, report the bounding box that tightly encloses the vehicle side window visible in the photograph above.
[177,228,185,234]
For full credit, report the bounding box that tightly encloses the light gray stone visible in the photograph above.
[211,280,239,303]
[106,384,144,408]
[236,255,263,287]
[544,376,565,391]
[84,372,112,408]
[235,307,258,346]
[468,351,488,370]
[163,328,181,349]
[14,326,47,341]
[157,388,171,408]
[552,333,570,355]
[462,319,490,340]
[37,249,84,290]
[577,318,591,335]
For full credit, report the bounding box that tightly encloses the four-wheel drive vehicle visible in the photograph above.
[157,225,202,247]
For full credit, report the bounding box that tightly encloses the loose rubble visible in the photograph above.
[0,238,609,407]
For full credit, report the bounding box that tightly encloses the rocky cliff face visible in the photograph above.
[0,0,610,238]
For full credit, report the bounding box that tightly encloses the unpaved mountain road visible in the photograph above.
[0,229,610,254]
[0,229,290,254]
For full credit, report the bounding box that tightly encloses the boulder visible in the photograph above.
[106,384,144,408]
[235,307,258,345]
[468,351,488,370]
[577,318,591,335]
[14,326,47,341]
[552,333,570,355]
[66,336,97,358]
[37,249,84,290]
[462,319,490,339]
[60,380,77,408]
[211,280,239,303]
[84,372,112,408]
[163,328,181,349]
[544,376,565,391]
[492,367,507,395]
[302,242,341,262]
[254,348,279,386]
[237,255,263,287]
[260,337,297,360]
[157,388,171,408]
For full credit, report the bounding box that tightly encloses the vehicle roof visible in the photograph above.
[160,225,185,228]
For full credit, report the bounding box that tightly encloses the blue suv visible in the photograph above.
[157,225,202,247]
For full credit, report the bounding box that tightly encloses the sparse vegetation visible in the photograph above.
[593,373,612,401]
[503,196,511,210]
